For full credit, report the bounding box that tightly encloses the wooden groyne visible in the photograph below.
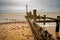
[25,9,60,40]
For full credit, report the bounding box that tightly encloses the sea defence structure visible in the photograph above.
[25,9,60,40]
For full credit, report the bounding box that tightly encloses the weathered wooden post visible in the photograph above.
[29,11,32,19]
[43,15,46,25]
[56,16,60,40]
[26,4,28,14]
[26,4,29,17]
[33,9,37,27]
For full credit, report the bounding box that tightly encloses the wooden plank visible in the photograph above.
[36,20,60,22]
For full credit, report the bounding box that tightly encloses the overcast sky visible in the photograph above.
[0,0,60,13]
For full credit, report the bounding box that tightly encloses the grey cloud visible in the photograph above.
[0,0,60,13]
[31,0,60,8]
[0,0,26,6]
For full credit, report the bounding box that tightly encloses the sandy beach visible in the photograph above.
[0,22,34,40]
[0,21,59,40]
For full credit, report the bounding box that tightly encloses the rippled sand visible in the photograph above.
[0,22,34,40]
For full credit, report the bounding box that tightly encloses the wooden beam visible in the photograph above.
[36,20,60,22]
[26,15,60,20]
[55,16,60,39]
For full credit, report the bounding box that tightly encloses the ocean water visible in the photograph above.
[0,13,26,23]
[0,13,60,22]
